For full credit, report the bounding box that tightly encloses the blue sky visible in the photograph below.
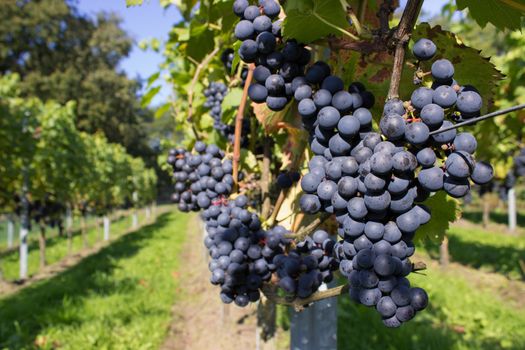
[77,0,448,106]
[77,0,182,105]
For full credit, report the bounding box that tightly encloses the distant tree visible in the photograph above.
[0,0,152,158]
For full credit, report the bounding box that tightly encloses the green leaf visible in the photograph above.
[187,23,215,61]
[147,72,160,89]
[456,0,525,31]
[283,0,350,43]
[141,86,161,107]
[126,0,144,7]
[416,192,460,243]
[222,88,243,110]
[241,149,259,172]
[232,41,241,69]
[154,102,171,119]
[171,0,199,20]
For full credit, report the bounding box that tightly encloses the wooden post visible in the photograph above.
[508,187,517,233]
[103,216,110,241]
[132,210,138,229]
[7,217,14,248]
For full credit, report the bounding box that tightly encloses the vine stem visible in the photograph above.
[284,213,331,241]
[232,63,255,192]
[261,137,272,219]
[386,0,424,100]
[347,6,364,36]
[187,47,220,133]
[428,103,525,135]
[267,189,288,227]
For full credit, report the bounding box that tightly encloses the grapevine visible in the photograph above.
[161,0,525,330]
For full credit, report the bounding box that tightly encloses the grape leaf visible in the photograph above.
[187,23,214,61]
[141,86,161,107]
[456,0,525,32]
[126,0,143,7]
[222,87,243,110]
[411,23,504,114]
[415,191,460,243]
[282,0,349,43]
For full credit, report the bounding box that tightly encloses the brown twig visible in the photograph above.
[261,137,272,219]
[267,189,288,226]
[377,0,395,36]
[187,47,220,128]
[232,63,255,192]
[387,0,423,100]
[285,213,332,241]
[291,212,305,232]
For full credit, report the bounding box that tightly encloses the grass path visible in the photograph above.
[0,211,189,349]
[161,215,263,350]
[0,210,151,281]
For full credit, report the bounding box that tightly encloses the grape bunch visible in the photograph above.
[300,131,432,327]
[204,82,234,138]
[202,196,272,306]
[204,81,251,144]
[233,0,312,111]
[272,228,339,298]
[221,48,249,86]
[167,142,234,212]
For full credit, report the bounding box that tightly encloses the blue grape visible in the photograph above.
[405,122,430,146]
[235,20,254,40]
[470,161,493,185]
[248,83,268,103]
[456,91,482,117]
[453,132,477,154]
[432,85,457,108]
[410,87,433,110]
[420,103,444,130]
[253,15,272,32]
[318,106,341,129]
[412,38,436,60]
[431,59,455,83]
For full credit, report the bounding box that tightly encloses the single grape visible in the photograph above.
[234,20,254,40]
[470,161,494,185]
[420,103,444,130]
[248,83,268,103]
[431,59,455,83]
[457,91,482,117]
[412,38,436,60]
[453,133,477,154]
[432,85,457,108]
[380,114,406,140]
[411,87,433,110]
[253,15,272,32]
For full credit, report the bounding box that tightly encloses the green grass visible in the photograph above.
[462,209,525,228]
[338,265,525,350]
[420,225,525,279]
[0,211,151,281]
[0,211,190,349]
